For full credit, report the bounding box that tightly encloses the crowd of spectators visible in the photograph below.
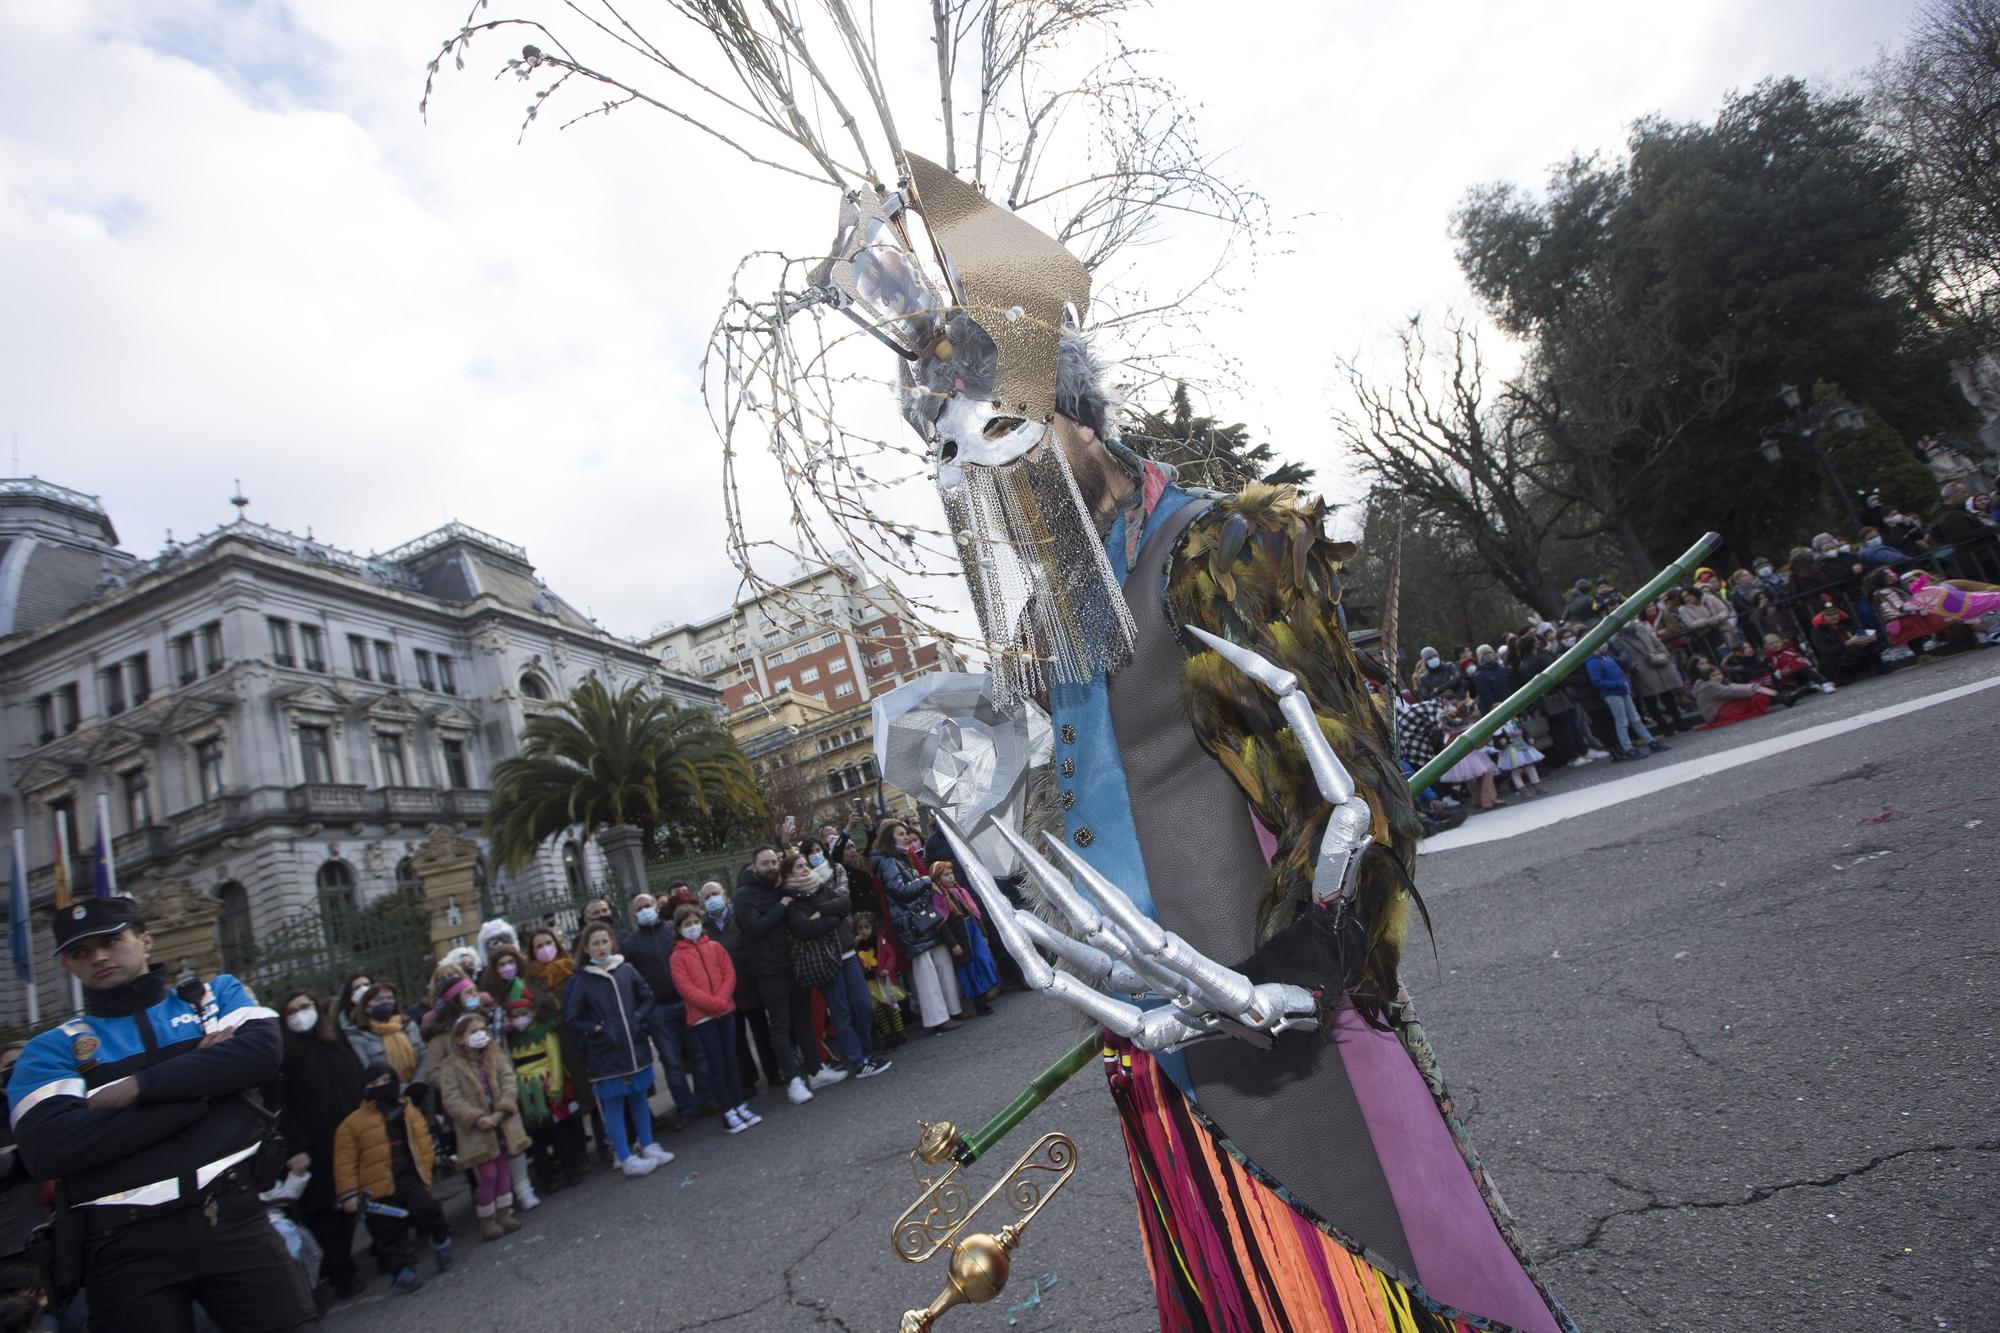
[1391,474,2000,830]
[220,816,1015,1307]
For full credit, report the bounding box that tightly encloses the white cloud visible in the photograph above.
[0,0,1922,643]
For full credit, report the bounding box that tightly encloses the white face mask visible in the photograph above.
[679,924,702,942]
[286,1007,318,1034]
[350,985,369,1005]
[465,1029,491,1051]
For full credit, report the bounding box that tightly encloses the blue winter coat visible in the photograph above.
[1584,653,1633,697]
[561,957,654,1083]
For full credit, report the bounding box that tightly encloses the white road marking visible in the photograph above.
[1417,673,2000,853]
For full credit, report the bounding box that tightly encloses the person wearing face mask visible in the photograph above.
[273,989,367,1302]
[343,982,426,1096]
[478,943,533,1011]
[1413,646,1462,701]
[501,995,587,1193]
[1750,557,1788,598]
[436,1014,530,1241]
[703,882,780,1102]
[521,927,574,1000]
[668,906,762,1134]
[562,923,673,1177]
[420,970,486,1072]
[519,927,598,1175]
[619,892,706,1132]
[332,1064,451,1294]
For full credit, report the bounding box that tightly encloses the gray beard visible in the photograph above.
[940,441,1138,710]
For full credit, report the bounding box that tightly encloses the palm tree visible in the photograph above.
[485,677,768,871]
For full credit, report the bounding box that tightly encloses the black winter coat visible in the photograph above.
[1471,663,1517,713]
[562,958,654,1083]
[789,881,854,956]
[872,851,943,955]
[274,1033,366,1212]
[706,904,761,1006]
[732,866,795,980]
[619,922,683,1005]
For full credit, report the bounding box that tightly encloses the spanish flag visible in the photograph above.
[51,813,73,912]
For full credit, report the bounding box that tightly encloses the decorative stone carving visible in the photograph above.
[412,831,483,959]
[141,877,224,981]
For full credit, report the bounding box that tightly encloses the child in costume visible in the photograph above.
[331,1063,452,1294]
[851,911,907,1049]
[930,861,1000,1015]
[503,993,586,1192]
[435,1012,530,1241]
[1491,720,1546,799]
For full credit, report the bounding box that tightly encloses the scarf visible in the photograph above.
[784,867,820,897]
[369,1013,417,1082]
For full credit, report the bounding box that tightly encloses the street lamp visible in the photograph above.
[1755,384,1867,530]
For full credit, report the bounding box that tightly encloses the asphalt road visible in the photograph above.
[323,650,2000,1333]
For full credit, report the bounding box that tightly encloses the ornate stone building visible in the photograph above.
[0,478,715,1024]
[642,557,958,831]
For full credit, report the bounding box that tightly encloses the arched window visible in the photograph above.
[316,859,358,930]
[395,856,422,896]
[562,839,584,893]
[215,881,253,971]
[519,673,550,701]
[473,855,488,892]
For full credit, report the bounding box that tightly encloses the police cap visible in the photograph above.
[50,895,147,956]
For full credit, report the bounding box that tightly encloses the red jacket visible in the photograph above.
[670,934,738,1025]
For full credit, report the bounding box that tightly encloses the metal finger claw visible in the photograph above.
[1184,625,1375,905]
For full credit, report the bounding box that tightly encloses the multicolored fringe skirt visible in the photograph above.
[1108,1041,1479,1333]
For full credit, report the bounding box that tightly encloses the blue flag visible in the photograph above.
[8,841,30,983]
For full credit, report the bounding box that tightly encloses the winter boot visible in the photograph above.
[495,1196,523,1233]
[477,1204,504,1242]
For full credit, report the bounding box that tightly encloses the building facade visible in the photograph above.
[0,479,715,1024]
[643,558,957,832]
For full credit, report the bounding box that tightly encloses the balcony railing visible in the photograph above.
[112,825,170,870]
[442,789,491,819]
[171,797,246,842]
[383,787,441,818]
[286,784,369,818]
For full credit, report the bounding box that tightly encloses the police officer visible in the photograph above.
[6,895,319,1332]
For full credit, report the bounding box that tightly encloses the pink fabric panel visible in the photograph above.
[1331,1009,1561,1333]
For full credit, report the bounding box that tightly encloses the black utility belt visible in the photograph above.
[77,1164,257,1236]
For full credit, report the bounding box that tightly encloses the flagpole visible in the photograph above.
[53,816,80,1015]
[94,791,118,897]
[10,829,36,1029]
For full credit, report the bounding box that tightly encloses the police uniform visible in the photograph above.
[6,897,318,1332]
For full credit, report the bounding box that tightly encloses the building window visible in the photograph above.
[315,859,358,919]
[121,767,151,829]
[298,726,334,784]
[375,733,409,787]
[33,694,54,746]
[415,650,435,691]
[818,633,838,650]
[861,755,879,781]
[267,618,294,667]
[395,857,422,895]
[437,655,458,695]
[194,737,225,801]
[374,641,398,685]
[773,677,792,693]
[200,621,225,674]
[699,656,718,674]
[827,773,845,797]
[799,666,819,684]
[217,881,253,970]
[127,654,150,704]
[173,633,197,685]
[100,665,126,717]
[742,691,761,704]
[348,635,371,680]
[834,681,855,698]
[562,839,584,893]
[441,738,470,790]
[519,673,550,701]
[56,683,80,735]
[300,625,325,672]
[829,657,848,673]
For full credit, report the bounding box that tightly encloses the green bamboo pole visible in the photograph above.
[957,1029,1101,1164]
[1407,531,1721,793]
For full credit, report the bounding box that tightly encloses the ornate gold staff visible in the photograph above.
[888,1032,1098,1331]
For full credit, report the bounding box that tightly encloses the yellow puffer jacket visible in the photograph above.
[331,1101,435,1203]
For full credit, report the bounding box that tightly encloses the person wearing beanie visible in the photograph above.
[667,905,762,1134]
[502,990,588,1193]
[333,1062,453,1293]
[435,1011,530,1241]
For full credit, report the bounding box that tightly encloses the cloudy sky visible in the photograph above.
[1,0,1921,643]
